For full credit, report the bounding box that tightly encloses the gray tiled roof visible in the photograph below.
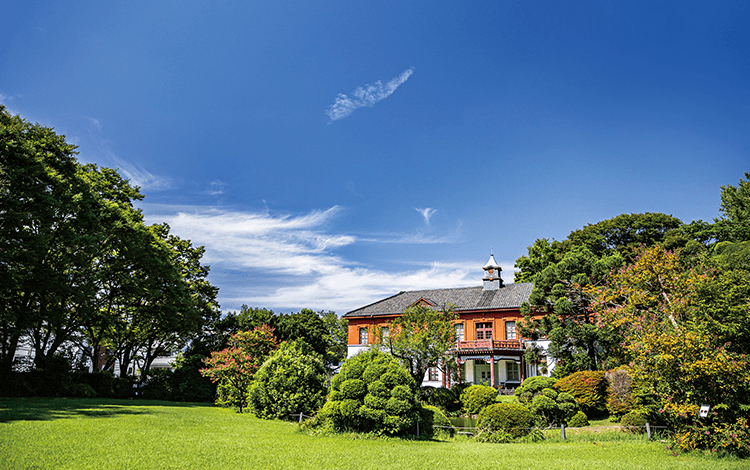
[344,283,534,317]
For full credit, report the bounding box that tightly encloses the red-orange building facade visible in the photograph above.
[343,255,554,388]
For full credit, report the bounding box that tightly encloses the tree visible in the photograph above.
[0,107,138,371]
[248,340,327,419]
[320,311,348,372]
[378,305,457,386]
[200,326,279,413]
[587,245,750,427]
[518,245,625,376]
[514,213,689,377]
[715,172,750,242]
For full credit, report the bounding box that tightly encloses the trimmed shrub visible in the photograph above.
[420,386,459,413]
[567,411,589,427]
[477,403,535,439]
[248,340,327,420]
[514,376,557,405]
[460,384,497,415]
[141,369,174,400]
[556,370,607,419]
[340,379,367,399]
[70,383,97,398]
[529,390,579,426]
[316,349,420,435]
[423,405,452,428]
[620,410,647,434]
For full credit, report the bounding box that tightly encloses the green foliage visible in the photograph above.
[379,305,457,386]
[620,410,647,434]
[248,340,327,420]
[170,353,215,402]
[556,370,607,419]
[715,172,750,242]
[672,418,750,458]
[515,213,695,378]
[317,349,420,435]
[589,245,750,437]
[514,376,558,405]
[477,402,535,439]
[460,384,497,415]
[0,106,220,377]
[69,383,97,398]
[141,369,174,400]
[201,327,279,413]
[567,411,589,427]
[528,388,579,427]
[420,386,461,413]
[423,404,452,428]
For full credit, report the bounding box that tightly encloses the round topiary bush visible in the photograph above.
[620,410,647,434]
[477,402,535,439]
[460,384,498,415]
[317,349,420,435]
[567,410,589,427]
[248,340,327,420]
[514,376,558,405]
[556,370,608,419]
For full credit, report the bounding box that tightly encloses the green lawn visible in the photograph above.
[0,398,746,470]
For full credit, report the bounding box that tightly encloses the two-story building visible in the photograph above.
[343,254,555,389]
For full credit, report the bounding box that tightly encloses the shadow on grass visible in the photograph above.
[0,397,213,423]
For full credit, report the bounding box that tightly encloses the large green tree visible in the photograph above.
[378,305,457,386]
[0,105,219,376]
[515,213,685,377]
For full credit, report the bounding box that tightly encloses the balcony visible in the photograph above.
[449,339,523,353]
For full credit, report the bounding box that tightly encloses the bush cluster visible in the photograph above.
[672,418,750,458]
[556,371,607,419]
[460,384,497,415]
[477,403,535,439]
[567,411,589,427]
[420,386,462,413]
[315,350,421,436]
[514,376,557,405]
[248,340,327,420]
[528,388,578,426]
[619,410,647,434]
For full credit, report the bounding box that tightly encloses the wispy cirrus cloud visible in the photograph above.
[112,157,174,191]
[327,67,414,122]
[137,203,502,314]
[205,180,227,196]
[415,207,437,225]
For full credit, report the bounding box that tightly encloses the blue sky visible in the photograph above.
[2,1,748,315]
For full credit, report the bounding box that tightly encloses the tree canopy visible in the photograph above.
[378,305,457,386]
[0,105,219,377]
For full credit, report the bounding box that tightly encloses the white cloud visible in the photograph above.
[112,157,174,191]
[206,180,227,195]
[139,203,517,314]
[143,205,353,276]
[327,68,414,121]
[415,207,437,225]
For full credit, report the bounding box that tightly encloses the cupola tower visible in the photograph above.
[482,251,503,290]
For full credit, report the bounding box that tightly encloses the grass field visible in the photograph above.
[0,398,747,470]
